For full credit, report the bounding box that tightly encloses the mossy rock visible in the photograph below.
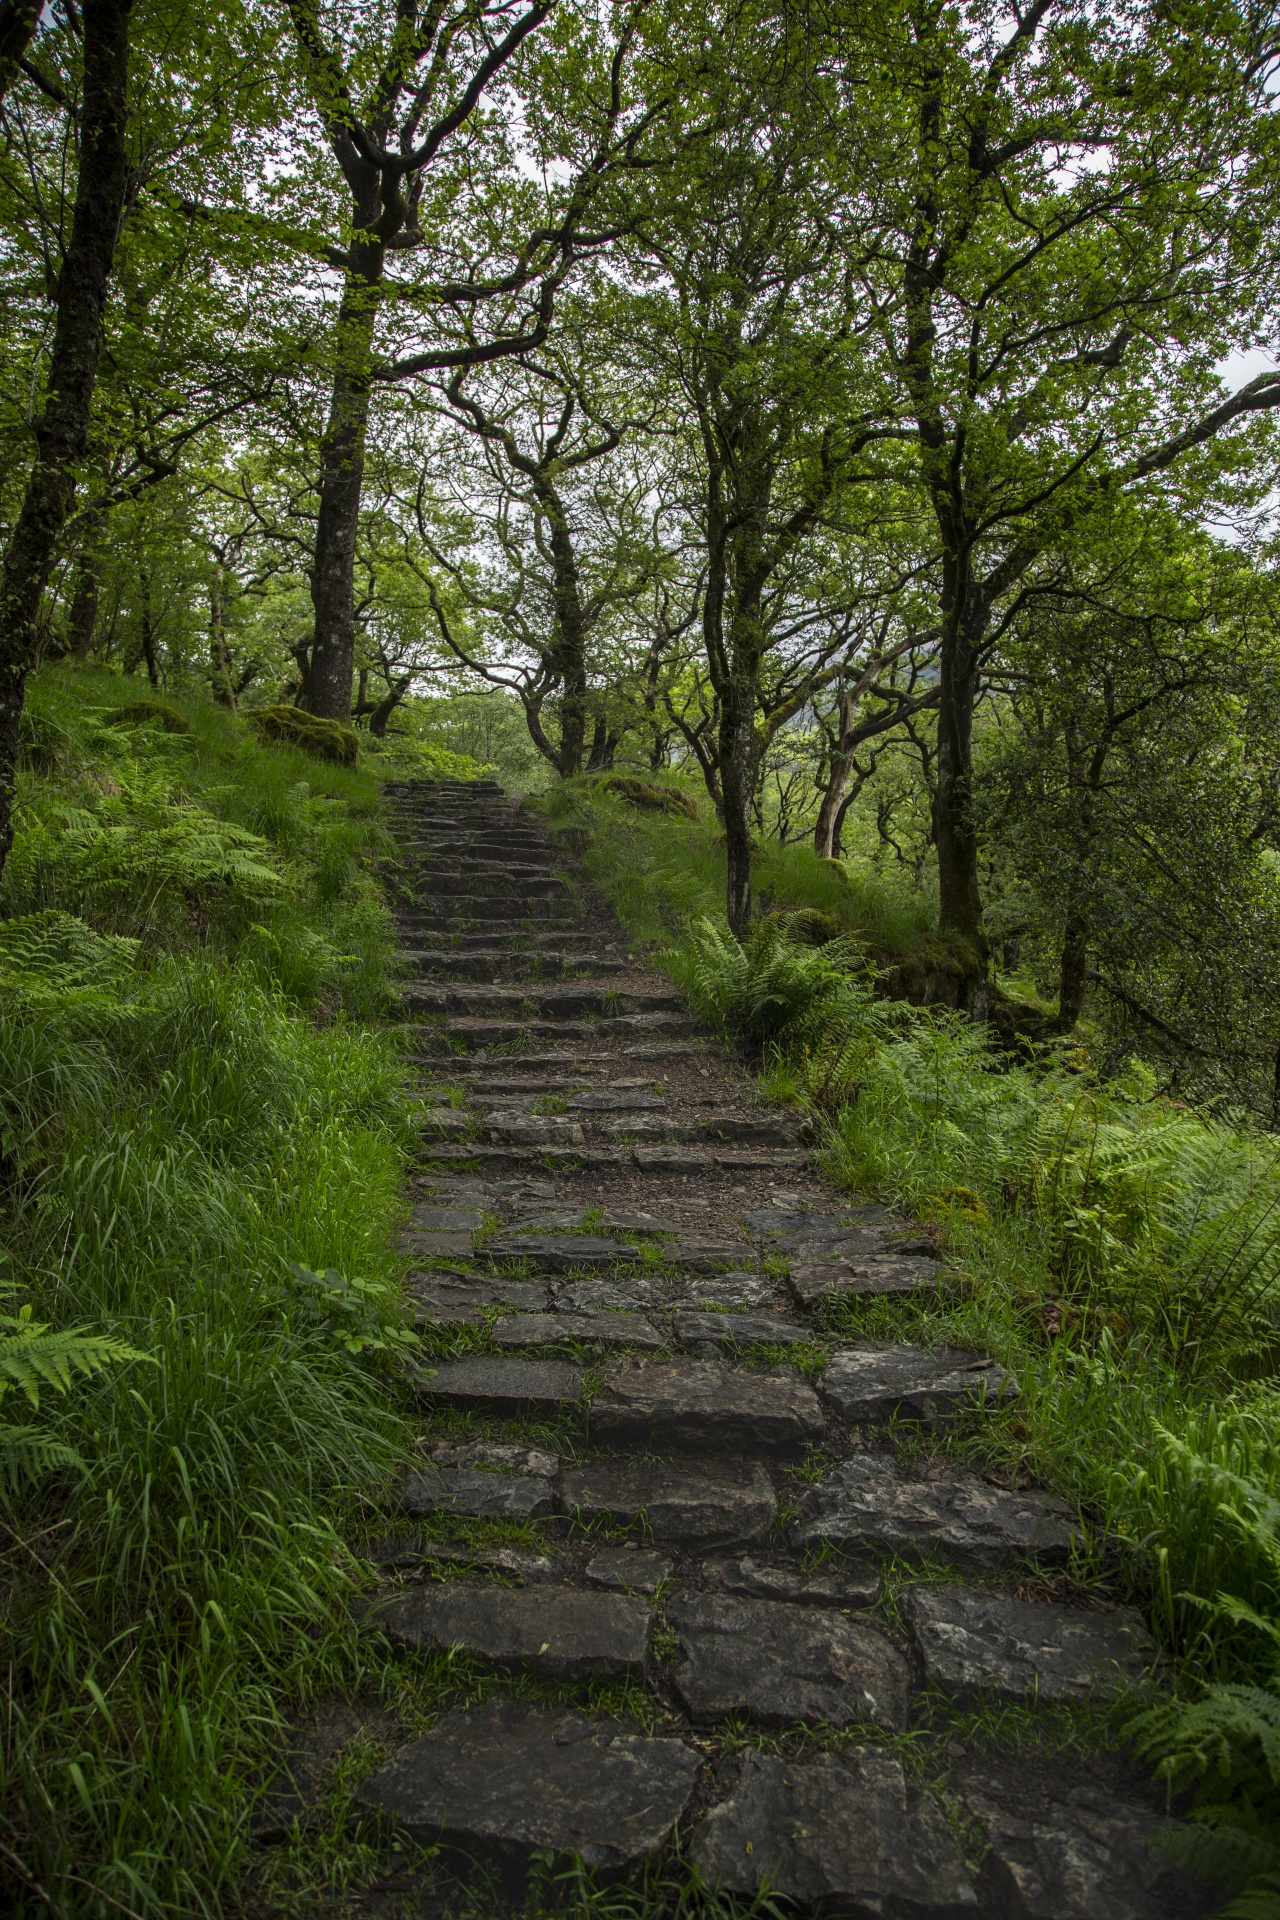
[248,705,359,767]
[775,907,845,947]
[594,775,699,819]
[107,699,192,734]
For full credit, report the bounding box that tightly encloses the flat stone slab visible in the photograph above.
[418,1355,583,1415]
[690,1748,976,1914]
[665,1237,755,1271]
[591,1357,825,1455]
[568,1091,666,1111]
[598,1209,681,1233]
[401,1466,556,1520]
[485,1116,587,1146]
[409,1206,485,1231]
[906,1587,1158,1701]
[788,1255,941,1307]
[793,1455,1078,1570]
[400,1230,475,1260]
[407,1273,547,1316]
[963,1775,1210,1919]
[375,1583,652,1681]
[586,1547,673,1594]
[669,1273,776,1309]
[493,1311,663,1351]
[703,1553,882,1609]
[673,1310,815,1350]
[431,1441,559,1476]
[669,1591,908,1731]
[484,1232,630,1271]
[354,1702,698,1873]
[556,1279,664,1311]
[562,1458,776,1546]
[822,1342,1017,1424]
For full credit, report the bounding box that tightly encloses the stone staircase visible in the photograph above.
[261,778,1211,1917]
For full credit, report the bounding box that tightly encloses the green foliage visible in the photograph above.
[592,774,701,819]
[669,913,871,1046]
[248,704,361,766]
[0,1302,145,1491]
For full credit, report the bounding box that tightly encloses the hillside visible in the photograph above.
[2,691,1279,1916]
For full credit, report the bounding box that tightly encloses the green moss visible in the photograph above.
[592,774,700,819]
[107,698,193,734]
[249,704,360,766]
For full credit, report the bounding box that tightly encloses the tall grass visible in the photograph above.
[0,670,425,1916]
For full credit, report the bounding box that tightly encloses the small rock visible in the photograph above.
[821,1341,1017,1425]
[703,1553,882,1609]
[402,1466,556,1520]
[964,1776,1212,1919]
[353,1701,698,1873]
[672,1310,815,1350]
[562,1458,777,1547]
[591,1356,825,1455]
[793,1455,1078,1570]
[418,1355,583,1416]
[669,1591,909,1731]
[906,1587,1158,1701]
[586,1547,673,1594]
[493,1311,663,1351]
[406,1273,547,1319]
[374,1583,652,1681]
[689,1748,976,1913]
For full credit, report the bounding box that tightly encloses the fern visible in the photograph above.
[0,1306,147,1491]
[668,914,871,1045]
[0,909,140,997]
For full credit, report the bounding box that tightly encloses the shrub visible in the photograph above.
[248,704,360,766]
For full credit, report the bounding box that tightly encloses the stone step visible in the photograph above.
[668,1590,909,1731]
[492,1310,664,1352]
[561,1457,777,1546]
[412,1015,700,1046]
[819,1342,1017,1425]
[416,1142,811,1177]
[353,1701,699,1875]
[673,1309,815,1350]
[417,874,569,899]
[403,897,576,923]
[480,1229,754,1272]
[417,1354,583,1415]
[591,1356,825,1455]
[903,1585,1158,1702]
[398,929,601,952]
[792,1454,1079,1569]
[373,1582,653,1681]
[408,985,684,1019]
[398,952,626,981]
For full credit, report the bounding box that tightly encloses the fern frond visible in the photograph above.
[0,1424,84,1491]
[0,1317,147,1409]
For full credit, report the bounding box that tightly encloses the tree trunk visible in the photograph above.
[934,590,987,955]
[718,671,757,936]
[0,0,41,105]
[210,563,236,706]
[67,543,103,657]
[139,573,158,686]
[304,226,382,722]
[370,673,410,737]
[1058,911,1089,1028]
[0,0,134,881]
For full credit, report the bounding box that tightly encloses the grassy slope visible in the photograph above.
[0,670,428,1916]
[552,778,1280,1687]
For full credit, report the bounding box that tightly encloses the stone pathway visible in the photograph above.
[264,779,1212,1917]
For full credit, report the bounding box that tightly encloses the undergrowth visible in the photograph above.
[0,668,434,1917]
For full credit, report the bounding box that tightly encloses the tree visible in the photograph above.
[0,0,135,880]
[840,0,1280,988]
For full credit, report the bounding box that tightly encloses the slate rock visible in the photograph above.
[401,1466,556,1520]
[906,1586,1158,1701]
[400,1230,475,1259]
[591,1356,824,1455]
[669,1590,909,1731]
[419,1355,583,1415]
[788,1254,941,1307]
[568,1091,666,1111]
[375,1583,652,1680]
[672,1310,815,1350]
[485,1116,587,1146]
[703,1553,882,1609]
[586,1547,673,1594]
[493,1310,663,1351]
[431,1440,560,1476]
[793,1454,1079,1570]
[666,1237,755,1271]
[562,1458,776,1546]
[407,1273,547,1316]
[689,1748,976,1915]
[964,1775,1212,1919]
[556,1278,664,1312]
[409,1206,485,1231]
[821,1341,1017,1425]
[598,1209,681,1234]
[669,1273,776,1309]
[484,1231,629,1271]
[353,1701,698,1873]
